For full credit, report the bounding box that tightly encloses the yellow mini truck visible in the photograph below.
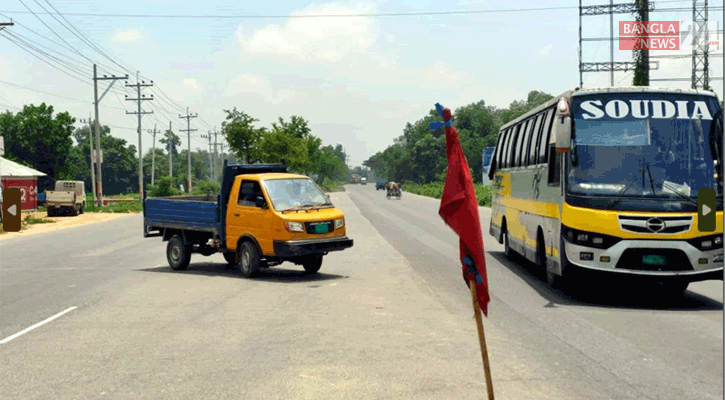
[143,160,354,277]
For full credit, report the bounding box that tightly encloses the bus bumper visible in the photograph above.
[563,239,724,283]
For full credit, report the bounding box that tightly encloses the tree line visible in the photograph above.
[363,91,555,184]
[0,104,349,196]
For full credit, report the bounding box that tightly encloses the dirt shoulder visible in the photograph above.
[0,211,138,241]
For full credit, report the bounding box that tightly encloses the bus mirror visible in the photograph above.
[553,115,571,153]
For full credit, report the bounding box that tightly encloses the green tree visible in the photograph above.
[159,129,182,155]
[258,128,309,173]
[0,103,75,181]
[222,108,263,164]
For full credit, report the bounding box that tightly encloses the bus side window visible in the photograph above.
[504,127,517,168]
[516,119,534,167]
[539,109,555,164]
[529,114,543,165]
[547,144,561,186]
[493,130,506,171]
[514,121,528,167]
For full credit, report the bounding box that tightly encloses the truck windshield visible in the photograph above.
[262,178,331,211]
[568,94,722,205]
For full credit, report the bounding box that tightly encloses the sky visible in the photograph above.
[0,0,722,168]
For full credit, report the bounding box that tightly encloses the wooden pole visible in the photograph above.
[469,279,495,400]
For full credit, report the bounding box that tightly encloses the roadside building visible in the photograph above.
[0,156,47,211]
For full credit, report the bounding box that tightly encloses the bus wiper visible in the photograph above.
[309,202,333,210]
[642,164,698,207]
[607,169,642,210]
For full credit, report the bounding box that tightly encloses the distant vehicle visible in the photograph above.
[36,192,46,207]
[376,182,386,190]
[46,180,86,216]
[143,161,354,276]
[482,146,496,186]
[360,177,367,185]
[487,86,723,294]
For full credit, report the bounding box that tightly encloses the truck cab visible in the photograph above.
[226,172,351,275]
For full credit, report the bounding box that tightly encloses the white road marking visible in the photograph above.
[0,306,77,344]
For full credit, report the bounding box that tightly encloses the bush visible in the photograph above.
[191,180,221,196]
[148,176,181,197]
[402,181,493,207]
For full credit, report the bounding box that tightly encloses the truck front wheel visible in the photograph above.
[238,241,260,278]
[167,235,192,271]
[303,255,323,274]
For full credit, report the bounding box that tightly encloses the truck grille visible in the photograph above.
[305,220,334,234]
[617,215,693,234]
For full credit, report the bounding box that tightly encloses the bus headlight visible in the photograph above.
[592,237,604,245]
[284,221,305,232]
[702,240,713,249]
[577,234,588,242]
[335,218,345,229]
[715,236,723,245]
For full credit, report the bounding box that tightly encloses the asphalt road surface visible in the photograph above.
[1,186,722,399]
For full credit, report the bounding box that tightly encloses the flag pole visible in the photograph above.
[469,279,495,400]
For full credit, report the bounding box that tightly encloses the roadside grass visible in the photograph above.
[0,213,56,235]
[402,182,493,207]
[83,192,143,213]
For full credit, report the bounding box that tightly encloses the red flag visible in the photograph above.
[432,104,490,316]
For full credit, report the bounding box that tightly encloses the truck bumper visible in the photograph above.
[274,236,354,257]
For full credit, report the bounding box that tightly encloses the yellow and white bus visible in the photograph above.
[487,87,723,293]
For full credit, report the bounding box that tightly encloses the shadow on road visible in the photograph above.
[489,252,723,311]
[138,262,350,283]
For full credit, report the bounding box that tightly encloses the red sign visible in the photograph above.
[2,179,37,210]
[619,21,680,50]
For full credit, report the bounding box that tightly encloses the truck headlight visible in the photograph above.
[335,218,344,229]
[284,221,305,232]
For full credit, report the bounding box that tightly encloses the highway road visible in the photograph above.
[0,185,722,399]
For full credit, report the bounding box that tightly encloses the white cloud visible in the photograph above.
[112,28,144,43]
[236,2,379,63]
[539,43,554,56]
[182,78,200,90]
[424,62,472,84]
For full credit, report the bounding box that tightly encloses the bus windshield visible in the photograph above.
[568,93,722,205]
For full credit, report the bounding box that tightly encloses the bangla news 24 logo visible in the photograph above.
[619,21,721,51]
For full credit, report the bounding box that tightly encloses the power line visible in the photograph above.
[40,0,131,76]
[0,2,716,18]
[0,79,128,111]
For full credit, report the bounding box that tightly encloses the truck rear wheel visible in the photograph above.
[238,241,260,278]
[303,255,323,274]
[167,235,192,271]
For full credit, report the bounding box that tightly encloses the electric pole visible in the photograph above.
[125,71,154,198]
[94,64,128,206]
[168,121,173,178]
[148,124,159,185]
[179,107,197,193]
[212,127,219,181]
[201,131,214,181]
[80,114,96,200]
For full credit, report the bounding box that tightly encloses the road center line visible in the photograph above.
[0,306,78,345]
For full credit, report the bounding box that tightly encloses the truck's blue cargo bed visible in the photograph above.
[144,197,220,234]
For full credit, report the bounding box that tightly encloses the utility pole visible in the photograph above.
[179,107,197,193]
[125,71,154,198]
[212,127,220,182]
[94,64,128,206]
[80,114,96,200]
[201,131,214,181]
[168,121,173,178]
[147,124,159,185]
